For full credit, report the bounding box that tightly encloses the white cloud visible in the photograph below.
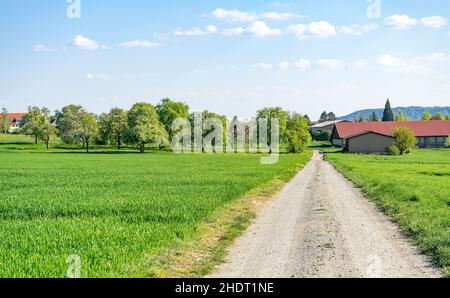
[279,61,290,71]
[33,44,53,52]
[287,24,307,38]
[222,27,245,36]
[72,35,100,50]
[85,73,112,80]
[247,21,282,37]
[118,40,162,49]
[288,21,336,38]
[307,21,337,38]
[206,25,218,34]
[212,8,257,23]
[377,54,403,68]
[384,15,418,30]
[211,8,301,23]
[294,59,311,71]
[251,63,274,70]
[376,53,450,74]
[316,59,345,70]
[260,12,301,21]
[339,24,379,36]
[421,16,448,28]
[174,25,218,36]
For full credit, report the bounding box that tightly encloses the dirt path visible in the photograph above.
[210,151,441,278]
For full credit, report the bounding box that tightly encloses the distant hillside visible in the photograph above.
[339,106,450,121]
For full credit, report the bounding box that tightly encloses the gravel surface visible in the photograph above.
[210,151,441,278]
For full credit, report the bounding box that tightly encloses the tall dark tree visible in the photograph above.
[369,112,379,122]
[382,99,394,122]
[304,114,311,125]
[326,112,336,121]
[319,111,328,123]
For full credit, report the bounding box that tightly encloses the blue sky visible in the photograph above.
[1,0,450,120]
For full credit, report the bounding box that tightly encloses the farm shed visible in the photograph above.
[332,120,450,153]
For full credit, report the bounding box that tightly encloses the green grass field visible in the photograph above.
[0,134,311,277]
[326,150,450,276]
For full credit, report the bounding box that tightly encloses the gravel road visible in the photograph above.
[210,151,441,278]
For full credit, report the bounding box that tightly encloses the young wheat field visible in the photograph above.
[0,135,311,277]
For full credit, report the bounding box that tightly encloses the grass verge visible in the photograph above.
[326,150,450,276]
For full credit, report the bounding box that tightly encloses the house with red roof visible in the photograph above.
[6,113,26,133]
[331,121,450,153]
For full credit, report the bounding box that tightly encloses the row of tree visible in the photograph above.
[7,100,312,153]
[319,111,337,123]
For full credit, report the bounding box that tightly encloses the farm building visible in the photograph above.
[310,120,348,134]
[6,113,25,133]
[332,121,450,153]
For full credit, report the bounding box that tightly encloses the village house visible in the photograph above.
[331,121,450,153]
[6,113,25,133]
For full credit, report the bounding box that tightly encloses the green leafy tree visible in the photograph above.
[101,108,129,149]
[369,112,379,122]
[256,107,289,148]
[446,114,450,120]
[286,113,311,153]
[97,113,111,145]
[395,112,407,121]
[317,130,332,142]
[156,98,189,140]
[56,105,85,144]
[126,102,169,153]
[21,106,44,144]
[382,99,394,122]
[1,107,8,134]
[189,110,228,152]
[421,112,432,121]
[431,112,445,121]
[80,113,99,153]
[38,108,56,150]
[392,127,416,155]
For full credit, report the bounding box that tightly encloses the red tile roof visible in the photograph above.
[335,121,450,139]
[6,113,25,125]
